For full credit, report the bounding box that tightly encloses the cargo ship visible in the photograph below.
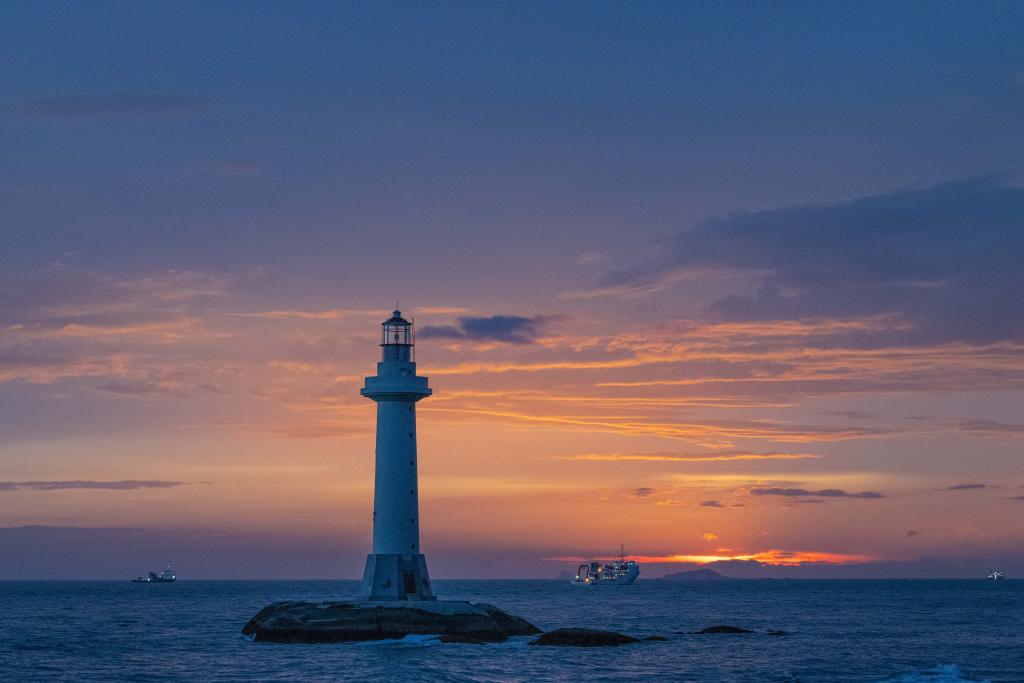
[132,565,177,583]
[571,546,640,585]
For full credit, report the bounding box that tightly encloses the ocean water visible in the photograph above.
[1,579,1022,682]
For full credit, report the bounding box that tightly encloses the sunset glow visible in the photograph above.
[2,2,1024,582]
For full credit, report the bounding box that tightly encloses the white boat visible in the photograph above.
[987,570,1005,581]
[571,546,640,586]
[132,565,177,583]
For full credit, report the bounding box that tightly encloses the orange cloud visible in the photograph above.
[229,308,369,320]
[561,451,821,463]
[423,407,890,445]
[627,550,877,566]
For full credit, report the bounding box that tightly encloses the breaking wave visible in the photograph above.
[878,664,990,683]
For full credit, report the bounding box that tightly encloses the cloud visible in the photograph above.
[229,309,359,321]
[700,500,724,507]
[561,451,821,463]
[957,420,1024,440]
[631,487,657,497]
[419,315,561,344]
[943,483,991,491]
[585,177,1024,346]
[0,480,187,491]
[749,487,885,499]
[17,93,214,120]
[557,549,878,566]
[575,251,607,266]
[429,407,887,445]
[906,530,919,537]
[1,269,228,325]
[702,532,718,541]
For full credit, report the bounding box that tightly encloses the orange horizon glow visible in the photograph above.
[546,550,879,567]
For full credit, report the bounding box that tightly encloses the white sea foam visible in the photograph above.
[878,664,990,683]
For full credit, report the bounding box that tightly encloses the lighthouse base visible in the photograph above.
[362,553,436,601]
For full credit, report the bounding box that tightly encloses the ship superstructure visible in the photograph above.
[572,546,640,586]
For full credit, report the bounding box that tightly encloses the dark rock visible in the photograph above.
[530,628,640,647]
[643,635,669,641]
[766,629,788,636]
[696,625,754,634]
[242,600,541,643]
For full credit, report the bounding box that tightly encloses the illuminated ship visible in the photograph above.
[987,570,1005,581]
[571,546,640,586]
[132,565,177,583]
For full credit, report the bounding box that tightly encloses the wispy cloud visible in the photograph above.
[229,309,363,321]
[0,480,187,491]
[943,483,991,491]
[956,420,1024,440]
[426,406,888,446]
[561,451,821,463]
[547,549,876,566]
[748,487,885,499]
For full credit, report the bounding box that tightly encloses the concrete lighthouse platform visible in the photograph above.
[242,600,541,643]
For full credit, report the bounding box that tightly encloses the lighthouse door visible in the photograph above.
[403,570,417,594]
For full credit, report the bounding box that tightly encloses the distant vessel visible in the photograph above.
[987,570,1005,581]
[572,546,640,585]
[132,565,176,583]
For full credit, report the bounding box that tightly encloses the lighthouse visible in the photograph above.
[360,310,435,601]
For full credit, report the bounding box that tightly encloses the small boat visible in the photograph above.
[132,565,177,583]
[987,570,1005,581]
[572,546,640,586]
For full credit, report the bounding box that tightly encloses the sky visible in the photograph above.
[2,1,1024,579]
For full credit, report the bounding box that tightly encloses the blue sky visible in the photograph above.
[2,2,1024,578]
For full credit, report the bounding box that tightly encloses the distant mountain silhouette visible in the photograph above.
[660,568,735,581]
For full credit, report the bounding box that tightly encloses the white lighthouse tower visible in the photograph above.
[360,309,435,601]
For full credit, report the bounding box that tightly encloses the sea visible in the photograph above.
[1,579,1022,682]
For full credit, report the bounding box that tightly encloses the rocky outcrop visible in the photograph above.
[242,600,541,643]
[530,628,640,647]
[695,625,753,634]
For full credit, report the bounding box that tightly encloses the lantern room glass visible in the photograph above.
[381,311,414,361]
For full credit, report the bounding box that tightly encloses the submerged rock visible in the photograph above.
[530,628,640,647]
[242,600,541,643]
[696,625,754,634]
